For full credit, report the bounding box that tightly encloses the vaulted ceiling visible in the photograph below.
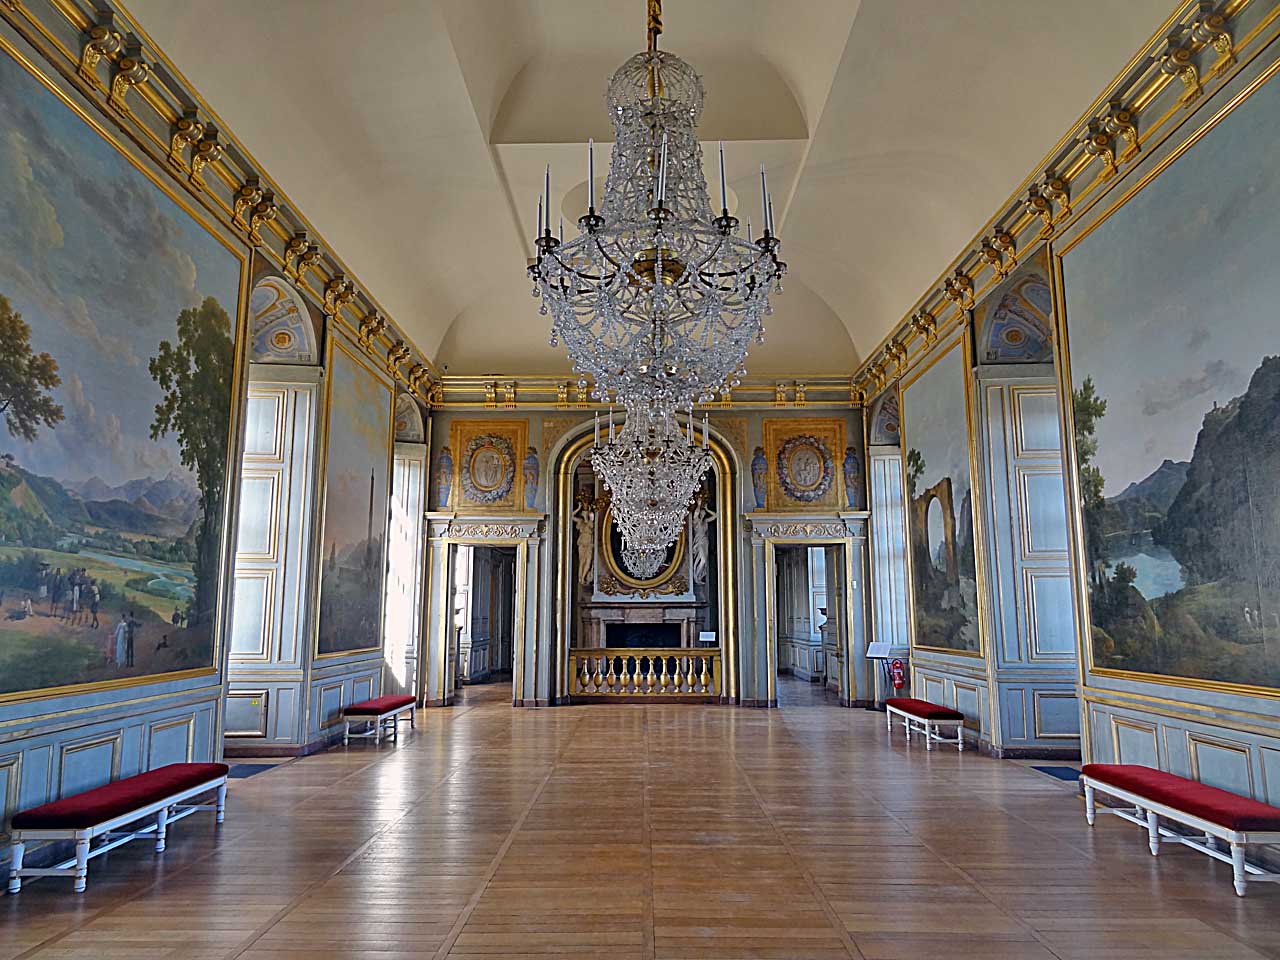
[126,0,1174,377]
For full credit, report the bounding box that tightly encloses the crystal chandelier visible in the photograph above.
[527,0,786,571]
[591,405,712,579]
[528,2,785,410]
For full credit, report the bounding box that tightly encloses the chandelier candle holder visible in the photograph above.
[528,0,787,565]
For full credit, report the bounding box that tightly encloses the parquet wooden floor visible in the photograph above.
[2,677,1277,959]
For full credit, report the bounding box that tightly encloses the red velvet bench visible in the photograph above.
[884,697,965,751]
[7,762,228,894]
[343,694,415,744]
[1081,763,1280,896]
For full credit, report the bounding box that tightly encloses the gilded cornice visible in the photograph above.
[850,0,1270,398]
[430,375,860,411]
[0,0,441,405]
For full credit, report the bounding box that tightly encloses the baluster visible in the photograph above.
[659,656,670,694]
[621,655,634,693]
[593,656,605,693]
[579,657,591,694]
[646,655,658,694]
[700,655,711,694]
[606,655,617,694]
[685,655,696,693]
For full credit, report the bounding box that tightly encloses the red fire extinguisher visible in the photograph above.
[890,658,907,690]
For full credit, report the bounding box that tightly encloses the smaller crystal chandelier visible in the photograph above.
[591,405,711,578]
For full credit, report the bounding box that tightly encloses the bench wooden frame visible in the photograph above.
[342,699,415,744]
[1082,772,1280,897]
[885,701,965,751]
[7,773,227,894]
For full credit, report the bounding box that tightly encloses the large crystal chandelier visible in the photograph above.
[590,406,712,578]
[528,0,786,574]
[529,2,785,410]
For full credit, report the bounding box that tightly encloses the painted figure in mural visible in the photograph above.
[691,492,718,586]
[523,447,539,511]
[573,491,597,586]
[750,446,768,509]
[432,445,454,510]
[843,446,863,510]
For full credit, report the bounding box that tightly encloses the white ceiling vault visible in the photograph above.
[126,0,1174,378]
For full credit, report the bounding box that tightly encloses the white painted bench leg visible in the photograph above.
[1231,843,1247,897]
[885,710,892,732]
[956,725,963,752]
[904,716,911,742]
[8,841,24,894]
[410,708,415,729]
[925,721,933,751]
[72,838,90,893]
[1145,809,1160,856]
[343,720,351,745]
[155,805,169,853]
[1084,784,1096,826]
[215,783,227,824]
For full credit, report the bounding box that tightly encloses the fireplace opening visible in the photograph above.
[606,622,681,648]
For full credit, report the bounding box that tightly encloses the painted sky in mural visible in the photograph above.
[0,53,240,695]
[1063,71,1280,688]
[902,342,980,653]
[317,344,391,655]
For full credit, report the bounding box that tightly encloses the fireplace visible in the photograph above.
[606,622,681,649]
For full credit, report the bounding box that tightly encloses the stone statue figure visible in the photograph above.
[691,493,717,586]
[843,445,863,510]
[572,492,597,586]
[523,446,539,511]
[432,445,453,510]
[750,446,768,509]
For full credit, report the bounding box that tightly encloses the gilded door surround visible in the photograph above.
[550,424,740,705]
[423,515,541,707]
[747,512,869,707]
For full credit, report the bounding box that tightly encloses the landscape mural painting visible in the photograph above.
[316,341,391,655]
[902,341,981,654]
[1062,71,1280,690]
[0,52,241,697]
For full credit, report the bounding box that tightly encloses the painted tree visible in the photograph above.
[1072,376,1108,588]
[0,294,63,441]
[149,296,234,627]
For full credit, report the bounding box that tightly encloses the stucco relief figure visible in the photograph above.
[691,493,717,586]
[432,445,453,510]
[843,446,863,510]
[573,492,597,586]
[523,447,539,511]
[750,446,767,509]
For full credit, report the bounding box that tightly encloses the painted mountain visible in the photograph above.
[1082,358,1280,688]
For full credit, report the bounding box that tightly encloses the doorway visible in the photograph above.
[768,541,853,707]
[453,545,517,687]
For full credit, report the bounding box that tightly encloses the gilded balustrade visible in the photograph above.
[567,647,720,699]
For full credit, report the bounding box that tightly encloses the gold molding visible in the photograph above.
[148,714,196,761]
[850,0,1272,401]
[2,0,440,397]
[597,504,688,592]
[1032,689,1081,739]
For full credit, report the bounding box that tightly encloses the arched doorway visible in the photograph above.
[547,422,741,703]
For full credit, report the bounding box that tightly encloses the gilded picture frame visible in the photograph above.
[0,36,248,704]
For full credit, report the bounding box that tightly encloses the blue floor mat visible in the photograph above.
[227,763,281,779]
[1032,765,1081,783]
